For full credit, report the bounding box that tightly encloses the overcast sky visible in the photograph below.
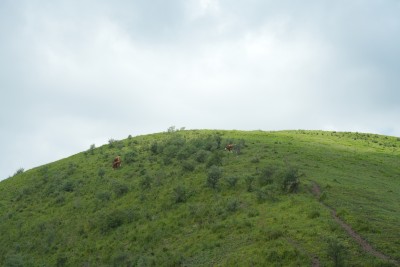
[1,0,399,180]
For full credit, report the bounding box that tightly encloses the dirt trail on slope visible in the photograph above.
[311,182,399,266]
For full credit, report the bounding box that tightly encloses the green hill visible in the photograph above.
[1,130,399,266]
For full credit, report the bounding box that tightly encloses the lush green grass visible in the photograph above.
[0,130,399,266]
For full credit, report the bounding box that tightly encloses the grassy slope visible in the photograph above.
[0,130,399,266]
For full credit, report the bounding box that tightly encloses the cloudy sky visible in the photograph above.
[1,0,399,180]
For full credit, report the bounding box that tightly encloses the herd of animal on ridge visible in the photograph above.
[112,144,235,169]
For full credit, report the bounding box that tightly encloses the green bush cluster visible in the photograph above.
[207,165,223,189]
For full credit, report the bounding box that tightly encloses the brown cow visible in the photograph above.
[112,156,122,169]
[225,144,234,152]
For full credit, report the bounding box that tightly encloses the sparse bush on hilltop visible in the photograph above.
[13,168,24,176]
[167,126,176,133]
[89,144,96,155]
[108,138,116,148]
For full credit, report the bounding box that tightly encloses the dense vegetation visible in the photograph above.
[0,129,399,266]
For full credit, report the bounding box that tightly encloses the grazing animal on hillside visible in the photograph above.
[225,144,234,152]
[113,156,122,169]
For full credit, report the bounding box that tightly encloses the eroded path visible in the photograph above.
[311,182,399,266]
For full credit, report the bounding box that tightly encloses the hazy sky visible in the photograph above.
[1,0,399,180]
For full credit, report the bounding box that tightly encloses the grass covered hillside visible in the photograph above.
[0,129,399,266]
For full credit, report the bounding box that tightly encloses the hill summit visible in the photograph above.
[1,130,399,266]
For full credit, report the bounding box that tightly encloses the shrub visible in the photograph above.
[327,238,346,267]
[163,156,173,165]
[56,253,68,267]
[154,170,166,187]
[206,151,223,167]
[167,126,176,133]
[214,134,222,149]
[66,163,77,176]
[124,151,137,164]
[258,165,276,186]
[250,156,260,163]
[207,166,223,189]
[281,167,300,193]
[267,250,281,263]
[150,142,159,154]
[111,251,133,267]
[308,210,320,219]
[247,208,259,218]
[4,253,25,267]
[226,198,240,213]
[55,194,65,205]
[89,144,96,155]
[188,203,211,224]
[226,176,238,188]
[177,145,195,160]
[196,136,216,151]
[98,168,106,178]
[163,143,180,159]
[319,192,327,202]
[194,150,208,163]
[256,188,267,203]
[62,181,74,192]
[100,210,125,233]
[182,160,195,172]
[108,138,116,148]
[140,175,152,190]
[245,176,255,192]
[112,182,129,197]
[173,185,188,203]
[13,168,24,176]
[266,229,284,241]
[96,191,111,202]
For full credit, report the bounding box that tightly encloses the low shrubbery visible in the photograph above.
[173,185,189,203]
[207,165,223,189]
